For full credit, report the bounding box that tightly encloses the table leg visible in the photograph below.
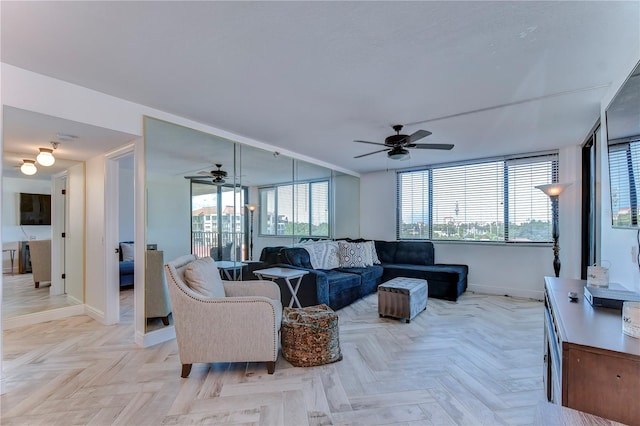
[285,276,303,308]
[10,250,15,275]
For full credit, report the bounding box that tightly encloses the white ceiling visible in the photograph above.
[2,1,639,175]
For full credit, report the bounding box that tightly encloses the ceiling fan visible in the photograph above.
[354,124,454,160]
[184,163,228,184]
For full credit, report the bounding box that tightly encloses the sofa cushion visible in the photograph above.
[282,247,313,269]
[260,246,286,264]
[120,242,134,262]
[119,260,134,275]
[375,241,398,264]
[337,241,370,267]
[302,241,340,270]
[393,241,434,266]
[184,257,226,298]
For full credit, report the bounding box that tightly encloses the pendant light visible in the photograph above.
[20,159,37,176]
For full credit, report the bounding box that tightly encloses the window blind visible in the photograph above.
[609,141,640,227]
[397,151,558,243]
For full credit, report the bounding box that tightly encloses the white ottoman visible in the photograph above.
[378,277,428,323]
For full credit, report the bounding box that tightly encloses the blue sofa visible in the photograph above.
[119,241,134,287]
[255,240,467,310]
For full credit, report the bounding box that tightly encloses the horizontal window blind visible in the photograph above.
[507,155,557,242]
[397,151,558,243]
[259,180,330,237]
[609,141,640,227]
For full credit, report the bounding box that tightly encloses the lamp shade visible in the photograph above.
[246,204,257,212]
[20,159,37,176]
[535,183,572,197]
[36,148,55,166]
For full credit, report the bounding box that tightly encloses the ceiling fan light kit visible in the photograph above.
[184,163,228,185]
[20,159,38,176]
[388,147,410,160]
[353,124,454,160]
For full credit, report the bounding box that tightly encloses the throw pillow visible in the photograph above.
[184,257,226,298]
[120,242,134,262]
[303,241,340,270]
[337,241,369,268]
[364,240,381,265]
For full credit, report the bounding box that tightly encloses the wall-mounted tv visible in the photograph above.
[20,193,51,225]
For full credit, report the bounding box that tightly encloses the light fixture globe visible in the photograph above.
[388,147,410,160]
[20,159,37,175]
[36,148,55,166]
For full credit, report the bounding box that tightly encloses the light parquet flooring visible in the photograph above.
[1,292,547,425]
[2,273,80,320]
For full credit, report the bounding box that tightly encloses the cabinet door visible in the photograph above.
[567,348,640,424]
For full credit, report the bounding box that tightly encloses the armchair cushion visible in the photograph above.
[184,257,226,298]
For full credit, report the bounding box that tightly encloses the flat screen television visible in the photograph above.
[20,193,51,225]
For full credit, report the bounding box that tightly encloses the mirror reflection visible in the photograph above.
[607,60,640,228]
[143,117,360,332]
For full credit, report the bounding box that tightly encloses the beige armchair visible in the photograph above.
[164,255,282,377]
[29,240,51,288]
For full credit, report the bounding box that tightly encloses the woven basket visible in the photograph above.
[281,304,342,367]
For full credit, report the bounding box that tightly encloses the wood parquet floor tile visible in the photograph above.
[1,292,547,425]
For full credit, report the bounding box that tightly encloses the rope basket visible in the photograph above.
[281,304,342,367]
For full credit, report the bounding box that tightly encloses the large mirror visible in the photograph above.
[143,117,360,332]
[607,60,640,228]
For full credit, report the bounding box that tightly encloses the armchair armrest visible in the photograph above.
[223,280,280,300]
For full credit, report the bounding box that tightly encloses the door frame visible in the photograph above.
[50,171,67,295]
[104,144,136,327]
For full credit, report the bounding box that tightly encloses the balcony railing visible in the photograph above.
[191,231,246,261]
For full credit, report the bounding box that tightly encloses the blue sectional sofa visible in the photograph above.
[254,240,467,310]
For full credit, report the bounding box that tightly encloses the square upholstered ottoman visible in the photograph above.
[378,277,428,323]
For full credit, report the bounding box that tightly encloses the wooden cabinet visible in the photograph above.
[544,277,640,425]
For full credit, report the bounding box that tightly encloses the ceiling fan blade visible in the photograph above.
[197,171,212,176]
[184,176,211,180]
[409,129,432,142]
[354,140,386,146]
[411,143,455,150]
[354,148,390,158]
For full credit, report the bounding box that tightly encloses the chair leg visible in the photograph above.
[161,316,170,326]
[266,361,275,374]
[181,364,192,378]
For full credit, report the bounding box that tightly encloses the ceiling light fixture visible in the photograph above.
[20,159,37,176]
[388,147,410,161]
[36,148,55,166]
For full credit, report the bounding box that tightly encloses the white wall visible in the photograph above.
[146,174,191,262]
[359,145,582,300]
[599,55,640,293]
[65,163,85,303]
[332,174,360,239]
[2,177,52,241]
[84,155,107,320]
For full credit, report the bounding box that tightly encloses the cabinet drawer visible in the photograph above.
[567,348,640,425]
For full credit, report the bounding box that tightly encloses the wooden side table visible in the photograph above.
[253,267,309,308]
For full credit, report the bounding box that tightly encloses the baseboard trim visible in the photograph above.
[138,326,176,347]
[467,283,544,301]
[2,304,86,330]
[84,305,106,324]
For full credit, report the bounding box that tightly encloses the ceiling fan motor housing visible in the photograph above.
[385,134,409,145]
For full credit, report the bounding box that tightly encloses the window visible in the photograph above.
[398,152,558,242]
[259,180,329,237]
[609,140,640,227]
